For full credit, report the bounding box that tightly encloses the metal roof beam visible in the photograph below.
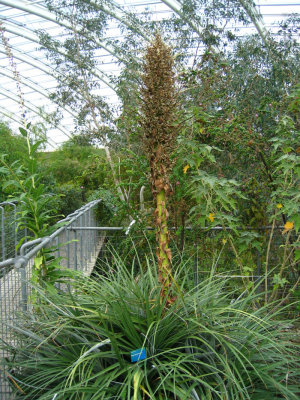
[0,47,116,129]
[0,111,64,149]
[0,66,77,119]
[0,46,55,75]
[89,0,148,41]
[0,0,126,62]
[172,0,270,45]
[0,87,72,139]
[161,0,203,37]
[0,20,38,42]
[237,0,270,46]
[1,20,116,91]
[0,45,114,100]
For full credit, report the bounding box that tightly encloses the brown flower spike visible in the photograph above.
[140,34,178,294]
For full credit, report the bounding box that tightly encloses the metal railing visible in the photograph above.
[0,199,103,399]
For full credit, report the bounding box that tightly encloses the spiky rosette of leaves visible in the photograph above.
[140,34,178,291]
[2,259,299,400]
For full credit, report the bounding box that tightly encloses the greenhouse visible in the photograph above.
[0,0,299,399]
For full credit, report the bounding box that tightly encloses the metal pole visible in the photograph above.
[79,213,83,270]
[0,207,5,261]
[82,210,86,269]
[88,208,92,262]
[67,224,70,270]
[67,227,124,231]
[56,235,61,290]
[74,226,78,271]
[92,207,96,261]
[193,242,198,287]
[20,264,28,311]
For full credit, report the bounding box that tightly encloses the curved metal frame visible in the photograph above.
[0,0,126,62]
[0,109,57,148]
[0,0,292,145]
[0,66,77,119]
[1,20,116,90]
[161,0,203,36]
[0,87,72,140]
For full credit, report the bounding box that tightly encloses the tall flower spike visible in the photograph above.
[140,34,178,295]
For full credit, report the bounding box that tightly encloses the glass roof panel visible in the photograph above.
[0,0,299,148]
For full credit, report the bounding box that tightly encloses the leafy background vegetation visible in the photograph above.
[0,1,299,398]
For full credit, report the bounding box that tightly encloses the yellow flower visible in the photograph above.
[183,164,190,174]
[276,203,283,209]
[222,239,227,245]
[282,221,294,234]
[208,213,215,222]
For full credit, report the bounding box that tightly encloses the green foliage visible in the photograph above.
[238,178,269,228]
[2,256,299,399]
[0,121,27,164]
[88,187,122,224]
[190,171,242,227]
[269,113,300,231]
[86,146,149,226]
[30,246,76,291]
[0,124,64,288]
[39,138,107,216]
[171,135,244,229]
[53,183,84,218]
[0,124,58,239]
[39,0,299,234]
[0,121,28,200]
[4,0,296,316]
[177,16,299,196]
[40,139,106,186]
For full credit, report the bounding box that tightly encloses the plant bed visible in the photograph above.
[1,255,299,399]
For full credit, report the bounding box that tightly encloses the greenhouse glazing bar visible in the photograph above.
[0,0,126,62]
[1,20,116,91]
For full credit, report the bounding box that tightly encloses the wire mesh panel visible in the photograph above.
[0,260,23,399]
[93,226,298,297]
[0,203,21,264]
[0,200,103,398]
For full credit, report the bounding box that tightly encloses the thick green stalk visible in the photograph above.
[156,189,172,289]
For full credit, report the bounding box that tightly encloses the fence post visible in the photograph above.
[0,207,5,261]
[67,224,70,270]
[193,242,198,287]
[20,265,28,311]
[79,213,83,270]
[256,248,262,293]
[15,256,29,312]
[74,228,78,271]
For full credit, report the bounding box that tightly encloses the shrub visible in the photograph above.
[53,183,84,217]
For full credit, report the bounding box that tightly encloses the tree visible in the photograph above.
[40,0,130,204]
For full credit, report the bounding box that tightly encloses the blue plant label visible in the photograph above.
[131,347,146,362]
